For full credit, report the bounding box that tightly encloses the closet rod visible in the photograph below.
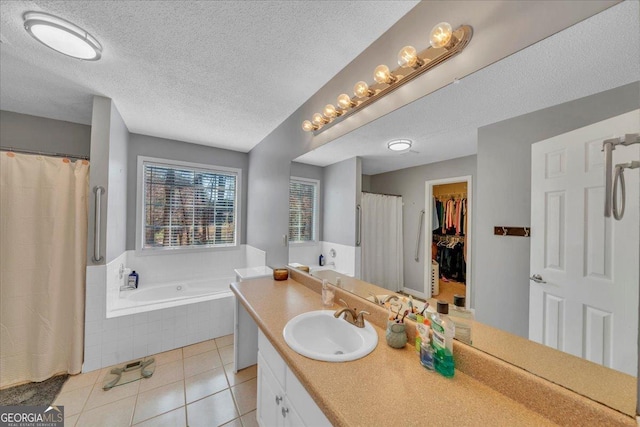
[1,146,90,161]
[362,190,402,198]
[434,192,466,198]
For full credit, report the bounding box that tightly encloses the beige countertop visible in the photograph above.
[232,276,567,426]
[312,269,637,418]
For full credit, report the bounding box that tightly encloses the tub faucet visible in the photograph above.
[120,283,136,292]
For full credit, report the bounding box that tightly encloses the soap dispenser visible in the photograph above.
[128,270,139,289]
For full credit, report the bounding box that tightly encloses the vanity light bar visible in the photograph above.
[302,23,473,135]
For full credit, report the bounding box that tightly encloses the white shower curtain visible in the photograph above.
[0,152,88,387]
[360,192,404,292]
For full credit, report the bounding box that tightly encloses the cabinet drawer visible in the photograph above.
[258,330,286,388]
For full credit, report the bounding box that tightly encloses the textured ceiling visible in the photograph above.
[295,0,640,175]
[0,0,419,152]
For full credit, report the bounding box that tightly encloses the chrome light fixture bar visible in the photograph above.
[302,23,472,134]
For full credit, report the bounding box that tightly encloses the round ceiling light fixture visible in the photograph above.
[387,139,412,152]
[23,11,102,60]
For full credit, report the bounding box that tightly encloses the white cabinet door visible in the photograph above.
[282,396,305,427]
[257,352,285,427]
[285,367,332,427]
[257,330,333,427]
[530,110,639,375]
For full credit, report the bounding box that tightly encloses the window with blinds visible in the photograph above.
[142,161,237,249]
[289,178,318,243]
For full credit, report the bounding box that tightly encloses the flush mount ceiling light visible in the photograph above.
[302,22,472,134]
[23,11,102,60]
[387,139,412,152]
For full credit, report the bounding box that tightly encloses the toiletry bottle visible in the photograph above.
[420,332,435,371]
[449,294,473,345]
[319,254,325,266]
[415,318,430,353]
[431,300,455,377]
[415,320,426,353]
[128,270,139,289]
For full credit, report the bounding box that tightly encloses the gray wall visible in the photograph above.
[88,97,111,265]
[361,174,371,192]
[126,133,249,250]
[323,157,360,246]
[368,155,477,294]
[475,81,640,339]
[244,2,609,268]
[106,103,129,262]
[0,110,90,158]
[290,162,324,241]
[88,97,130,265]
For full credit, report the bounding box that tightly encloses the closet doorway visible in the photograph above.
[424,176,472,308]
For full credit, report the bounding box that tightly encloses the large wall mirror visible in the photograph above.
[288,1,639,416]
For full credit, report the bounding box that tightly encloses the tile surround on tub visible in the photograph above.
[82,245,265,372]
[321,241,358,277]
[289,240,359,277]
[289,242,321,267]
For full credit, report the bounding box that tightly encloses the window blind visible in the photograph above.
[143,162,237,248]
[289,179,317,242]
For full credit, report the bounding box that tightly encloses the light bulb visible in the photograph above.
[354,81,373,98]
[397,45,424,68]
[373,64,397,84]
[312,113,327,126]
[302,120,316,132]
[323,104,340,118]
[337,94,355,110]
[430,22,453,49]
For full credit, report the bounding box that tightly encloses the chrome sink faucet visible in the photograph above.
[334,299,370,328]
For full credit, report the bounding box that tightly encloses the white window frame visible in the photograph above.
[136,156,241,253]
[288,176,320,246]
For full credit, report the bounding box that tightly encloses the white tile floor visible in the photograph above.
[54,335,258,427]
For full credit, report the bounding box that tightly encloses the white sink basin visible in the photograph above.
[283,310,378,362]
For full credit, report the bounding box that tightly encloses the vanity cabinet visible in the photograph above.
[257,331,331,427]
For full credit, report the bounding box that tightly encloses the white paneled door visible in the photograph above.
[530,110,639,376]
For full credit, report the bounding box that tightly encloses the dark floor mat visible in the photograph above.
[0,374,68,406]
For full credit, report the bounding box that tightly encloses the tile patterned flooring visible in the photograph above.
[54,335,258,427]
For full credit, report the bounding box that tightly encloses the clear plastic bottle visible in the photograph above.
[420,335,435,371]
[449,294,474,345]
[431,300,455,377]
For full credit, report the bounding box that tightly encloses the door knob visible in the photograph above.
[529,274,546,284]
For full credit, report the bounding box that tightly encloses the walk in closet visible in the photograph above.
[431,181,467,304]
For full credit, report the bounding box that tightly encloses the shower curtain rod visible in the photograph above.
[362,190,402,198]
[1,146,89,161]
